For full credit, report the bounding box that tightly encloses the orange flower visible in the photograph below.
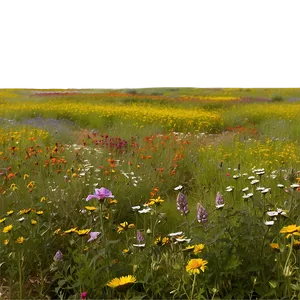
[8,173,16,180]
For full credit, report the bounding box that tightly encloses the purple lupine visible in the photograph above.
[216,192,224,205]
[86,187,114,201]
[215,192,225,209]
[176,192,189,215]
[136,230,144,243]
[197,203,208,223]
[53,250,63,262]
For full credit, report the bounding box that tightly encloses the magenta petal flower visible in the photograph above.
[86,187,114,201]
[81,291,88,299]
[87,231,101,242]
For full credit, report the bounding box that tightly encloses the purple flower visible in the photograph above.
[81,291,88,299]
[136,230,144,243]
[176,192,189,215]
[87,231,101,242]
[53,250,63,262]
[86,187,114,201]
[197,203,208,223]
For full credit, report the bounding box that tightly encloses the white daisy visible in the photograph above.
[264,220,274,226]
[250,179,260,185]
[133,244,146,247]
[266,211,278,217]
[174,185,183,191]
[132,205,141,211]
[138,208,152,214]
[168,231,183,237]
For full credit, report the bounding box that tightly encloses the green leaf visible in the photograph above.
[224,255,241,271]
[269,280,277,289]
[58,279,67,287]
[130,296,144,300]
[291,284,300,291]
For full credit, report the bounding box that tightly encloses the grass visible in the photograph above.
[0,88,300,299]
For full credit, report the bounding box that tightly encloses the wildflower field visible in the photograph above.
[0,88,300,299]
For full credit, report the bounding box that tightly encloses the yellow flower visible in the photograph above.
[293,240,300,250]
[186,258,208,275]
[85,206,96,211]
[64,227,78,234]
[36,211,44,215]
[154,236,169,246]
[280,224,300,238]
[0,218,6,223]
[54,228,61,234]
[83,246,89,251]
[194,244,205,254]
[10,183,18,191]
[162,237,169,245]
[23,174,29,180]
[7,210,14,216]
[183,245,195,252]
[109,199,118,205]
[76,229,91,236]
[16,237,24,244]
[19,208,31,215]
[3,224,13,233]
[107,275,136,292]
[146,196,164,206]
[40,197,46,202]
[31,219,37,225]
[270,243,280,252]
[117,222,135,233]
[122,249,130,254]
[27,181,35,189]
[3,239,9,245]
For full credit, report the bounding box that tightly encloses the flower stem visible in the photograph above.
[284,236,294,275]
[18,251,23,299]
[185,214,190,237]
[189,274,197,300]
[283,236,294,298]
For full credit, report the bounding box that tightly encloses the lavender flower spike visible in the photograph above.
[176,192,189,216]
[53,250,63,262]
[197,203,208,223]
[136,230,144,243]
[215,192,225,209]
[86,187,114,201]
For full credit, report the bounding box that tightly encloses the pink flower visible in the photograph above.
[81,291,88,299]
[86,187,114,201]
[87,231,101,242]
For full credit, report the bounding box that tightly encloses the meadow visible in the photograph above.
[0,88,300,299]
